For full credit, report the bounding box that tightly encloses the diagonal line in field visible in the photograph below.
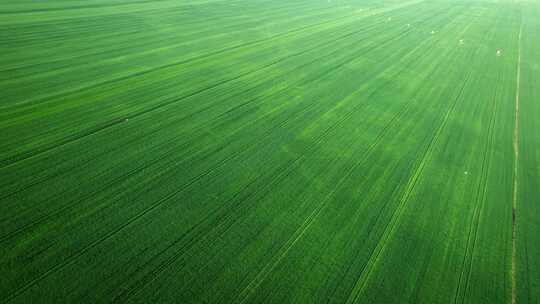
[0,0,427,170]
[345,68,472,304]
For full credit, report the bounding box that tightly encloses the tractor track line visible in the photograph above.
[345,51,473,304]
[511,17,522,304]
[459,67,502,304]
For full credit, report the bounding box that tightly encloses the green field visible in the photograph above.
[1,0,539,303]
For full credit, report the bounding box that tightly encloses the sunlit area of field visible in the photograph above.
[1,0,539,303]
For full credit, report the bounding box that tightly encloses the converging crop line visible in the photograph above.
[232,100,404,304]
[234,17,462,298]
[0,20,377,200]
[1,0,423,112]
[458,65,502,304]
[4,109,301,302]
[126,50,421,302]
[345,53,474,304]
[324,12,469,301]
[0,22,380,206]
[5,26,412,297]
[344,13,477,303]
[230,13,462,300]
[447,10,506,303]
[2,1,533,303]
[0,3,420,170]
[112,156,305,303]
[0,17,415,245]
[0,1,341,75]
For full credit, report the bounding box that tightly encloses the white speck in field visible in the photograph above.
[387,17,392,21]
[125,119,129,122]
[431,30,436,34]
[464,171,469,175]
[407,23,411,27]
[459,39,464,45]
[496,49,502,56]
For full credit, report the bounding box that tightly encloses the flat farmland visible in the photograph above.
[1,0,539,303]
